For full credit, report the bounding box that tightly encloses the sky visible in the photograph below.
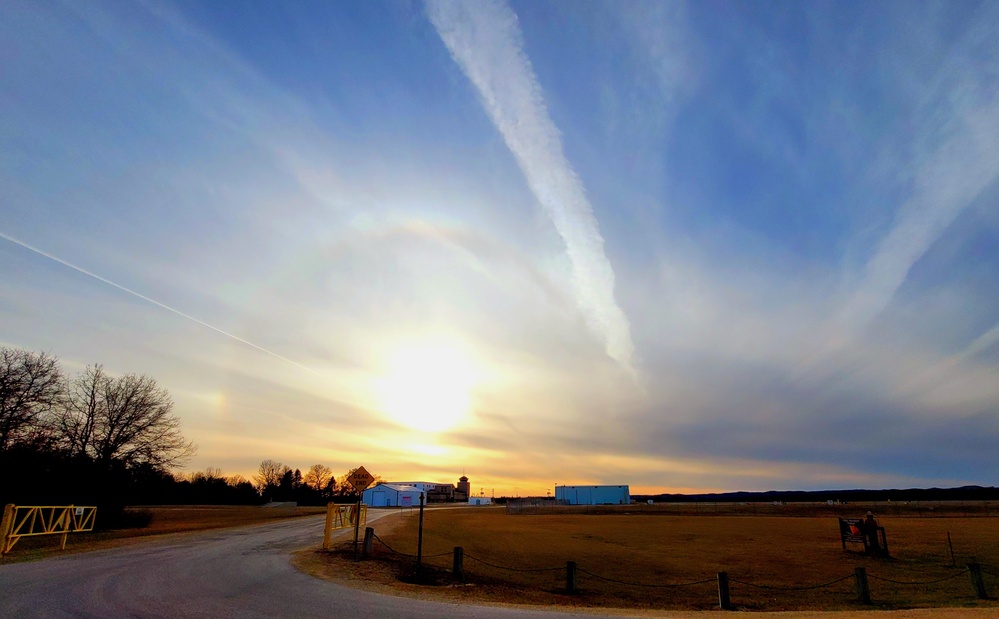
[2,0,998,496]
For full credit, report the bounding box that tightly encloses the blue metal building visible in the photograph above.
[362,483,423,507]
[555,485,630,505]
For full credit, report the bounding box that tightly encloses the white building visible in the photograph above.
[468,496,492,506]
[555,485,630,505]
[384,481,438,493]
[362,483,423,507]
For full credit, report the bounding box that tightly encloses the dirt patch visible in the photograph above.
[294,507,999,614]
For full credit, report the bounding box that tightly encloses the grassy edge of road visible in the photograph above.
[292,508,998,619]
[293,542,999,619]
[0,505,326,564]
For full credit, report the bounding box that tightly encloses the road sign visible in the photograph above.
[347,466,375,492]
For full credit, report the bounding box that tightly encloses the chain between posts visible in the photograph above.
[360,529,990,607]
[463,552,563,572]
[867,570,970,585]
[577,567,715,588]
[728,574,854,591]
[370,532,450,558]
[364,538,981,591]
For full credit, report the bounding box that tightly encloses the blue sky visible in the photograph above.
[2,0,998,494]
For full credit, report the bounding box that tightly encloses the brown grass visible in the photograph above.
[318,507,999,612]
[0,505,325,563]
[509,501,999,519]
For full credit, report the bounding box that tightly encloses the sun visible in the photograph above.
[379,345,475,432]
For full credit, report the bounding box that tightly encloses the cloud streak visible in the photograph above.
[0,231,316,374]
[839,7,999,331]
[426,0,636,372]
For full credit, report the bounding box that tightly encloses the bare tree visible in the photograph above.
[226,474,250,486]
[58,365,195,469]
[255,459,287,492]
[182,467,224,483]
[57,364,103,458]
[303,463,333,493]
[0,347,63,450]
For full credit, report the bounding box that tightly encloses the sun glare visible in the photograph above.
[379,345,475,432]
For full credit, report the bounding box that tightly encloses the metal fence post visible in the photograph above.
[417,492,425,574]
[352,499,362,561]
[566,561,577,593]
[717,572,732,610]
[322,503,335,550]
[452,546,464,580]
[968,563,988,600]
[854,567,871,605]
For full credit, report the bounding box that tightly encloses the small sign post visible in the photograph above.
[838,518,866,551]
[346,466,375,560]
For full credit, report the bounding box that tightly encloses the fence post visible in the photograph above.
[352,499,362,561]
[416,492,425,574]
[361,527,374,559]
[854,567,871,605]
[60,506,71,550]
[1,504,14,555]
[717,571,732,610]
[967,563,987,600]
[566,561,577,593]
[452,546,464,580]
[322,503,335,550]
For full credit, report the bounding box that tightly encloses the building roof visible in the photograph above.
[368,483,421,493]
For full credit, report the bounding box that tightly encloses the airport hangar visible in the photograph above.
[362,475,472,507]
[555,485,631,505]
[362,483,423,507]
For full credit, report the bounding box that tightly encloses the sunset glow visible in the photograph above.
[2,1,998,495]
[379,345,476,433]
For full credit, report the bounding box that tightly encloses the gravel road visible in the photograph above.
[0,511,637,618]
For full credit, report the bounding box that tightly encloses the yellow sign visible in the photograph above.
[346,466,375,492]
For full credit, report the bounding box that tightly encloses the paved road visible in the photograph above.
[0,511,637,618]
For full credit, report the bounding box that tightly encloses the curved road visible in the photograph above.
[0,511,633,618]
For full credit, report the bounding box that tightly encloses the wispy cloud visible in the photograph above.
[839,7,999,330]
[962,322,999,360]
[840,107,999,330]
[426,0,636,372]
[0,231,316,374]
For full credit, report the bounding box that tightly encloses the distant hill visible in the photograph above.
[633,485,999,503]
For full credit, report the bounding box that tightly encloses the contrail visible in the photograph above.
[0,230,316,374]
[426,0,636,372]
[960,322,999,361]
[837,5,999,332]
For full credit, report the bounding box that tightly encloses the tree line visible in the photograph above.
[252,460,383,504]
[1,346,195,525]
[0,346,371,526]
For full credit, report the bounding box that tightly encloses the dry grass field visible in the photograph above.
[329,506,999,612]
[0,505,325,563]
